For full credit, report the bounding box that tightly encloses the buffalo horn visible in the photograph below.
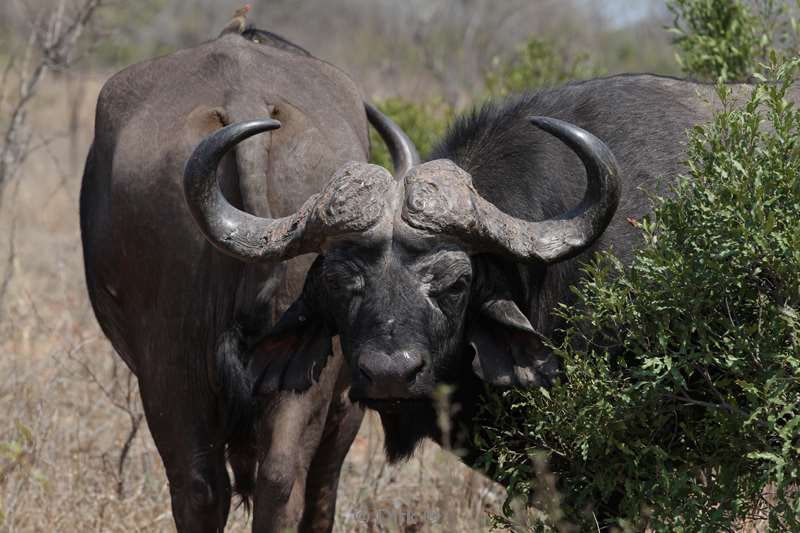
[365,102,420,178]
[475,117,620,263]
[183,120,321,262]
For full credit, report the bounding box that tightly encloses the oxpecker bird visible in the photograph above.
[219,4,251,36]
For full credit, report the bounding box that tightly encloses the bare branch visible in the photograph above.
[0,214,17,305]
[0,177,21,321]
[65,343,144,499]
[0,0,106,204]
[0,53,18,114]
[116,369,143,499]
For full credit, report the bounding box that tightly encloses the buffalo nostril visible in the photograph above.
[357,351,424,387]
[398,351,424,382]
[405,360,424,383]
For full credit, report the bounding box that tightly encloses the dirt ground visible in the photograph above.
[0,70,505,532]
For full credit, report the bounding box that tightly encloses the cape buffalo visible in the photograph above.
[185,75,787,518]
[80,29,415,532]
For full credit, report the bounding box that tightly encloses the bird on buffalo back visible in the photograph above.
[219,4,251,36]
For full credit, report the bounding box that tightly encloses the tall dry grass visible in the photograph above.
[0,71,504,532]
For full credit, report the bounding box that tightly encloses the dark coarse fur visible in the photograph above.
[374,74,730,464]
[215,315,264,509]
[376,404,439,462]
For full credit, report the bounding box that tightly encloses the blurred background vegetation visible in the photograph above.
[0,0,679,101]
[0,0,689,173]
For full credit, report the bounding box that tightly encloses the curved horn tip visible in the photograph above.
[527,115,619,170]
[254,118,281,128]
[528,116,561,127]
[528,115,557,128]
[364,101,420,178]
[195,119,283,156]
[185,119,282,178]
[528,115,605,146]
[528,116,593,143]
[231,118,282,137]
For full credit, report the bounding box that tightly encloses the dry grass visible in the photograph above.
[0,71,504,532]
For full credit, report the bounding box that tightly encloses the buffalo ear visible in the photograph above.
[468,298,559,388]
[248,297,332,395]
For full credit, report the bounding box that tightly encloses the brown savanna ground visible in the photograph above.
[0,70,505,532]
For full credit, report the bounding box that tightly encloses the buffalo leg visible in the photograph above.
[299,394,364,533]
[139,377,231,533]
[251,394,329,532]
[252,353,353,533]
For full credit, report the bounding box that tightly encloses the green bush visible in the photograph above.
[484,37,601,98]
[667,0,799,81]
[368,97,453,169]
[473,60,800,531]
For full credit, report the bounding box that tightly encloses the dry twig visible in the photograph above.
[0,0,105,203]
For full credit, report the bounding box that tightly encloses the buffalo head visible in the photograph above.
[184,114,620,405]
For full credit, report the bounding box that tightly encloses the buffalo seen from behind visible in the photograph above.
[80,27,416,533]
[185,74,775,520]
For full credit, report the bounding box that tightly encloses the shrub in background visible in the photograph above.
[473,60,800,531]
[484,37,601,97]
[667,0,799,81]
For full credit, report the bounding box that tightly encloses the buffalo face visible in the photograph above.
[322,240,473,401]
[318,241,563,403]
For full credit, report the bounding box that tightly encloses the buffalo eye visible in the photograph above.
[430,273,470,309]
[443,274,470,295]
[327,274,364,295]
[323,260,364,296]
